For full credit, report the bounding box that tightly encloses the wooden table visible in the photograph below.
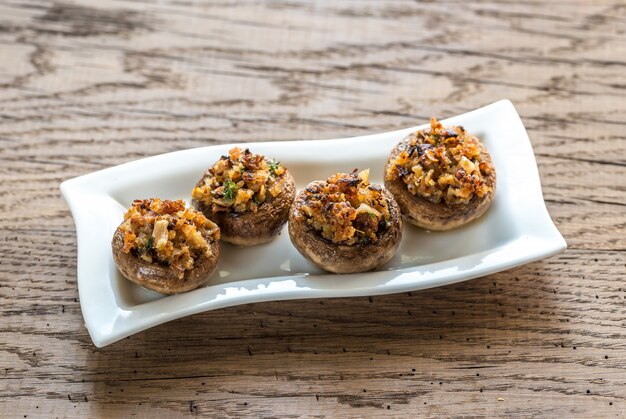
[1,1,625,417]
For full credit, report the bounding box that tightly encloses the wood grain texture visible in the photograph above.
[1,0,625,417]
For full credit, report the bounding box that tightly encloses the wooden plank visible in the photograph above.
[0,0,625,417]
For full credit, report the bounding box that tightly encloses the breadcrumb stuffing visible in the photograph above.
[296,170,391,245]
[385,118,493,205]
[192,147,287,214]
[119,198,219,275]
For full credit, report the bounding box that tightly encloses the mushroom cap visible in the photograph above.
[384,134,496,230]
[111,228,220,295]
[289,181,403,274]
[193,171,296,246]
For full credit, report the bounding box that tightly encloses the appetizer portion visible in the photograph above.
[385,118,496,230]
[289,169,402,274]
[111,198,220,295]
[192,147,296,246]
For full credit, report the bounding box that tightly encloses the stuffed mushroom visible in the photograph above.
[111,198,220,295]
[192,147,296,246]
[289,169,402,274]
[384,118,496,230]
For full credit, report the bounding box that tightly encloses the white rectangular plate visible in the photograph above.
[61,100,566,347]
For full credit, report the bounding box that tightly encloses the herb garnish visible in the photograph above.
[223,180,238,200]
[269,159,280,176]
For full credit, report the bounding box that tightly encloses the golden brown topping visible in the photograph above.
[191,147,287,214]
[118,198,219,275]
[296,170,391,245]
[385,118,493,205]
